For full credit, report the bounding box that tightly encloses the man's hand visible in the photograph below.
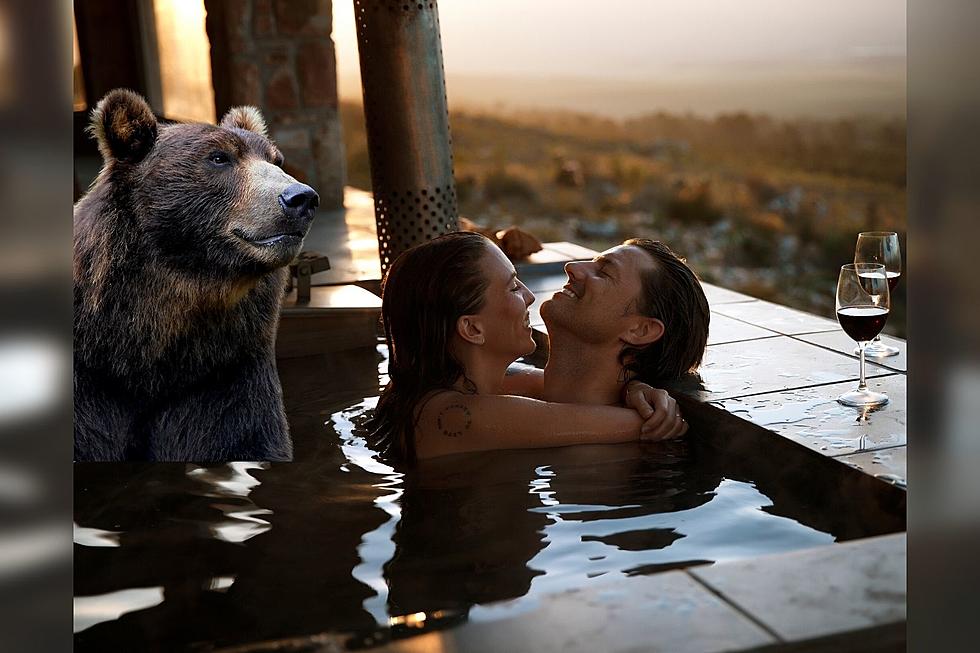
[623,382,688,441]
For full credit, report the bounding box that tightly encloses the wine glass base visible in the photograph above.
[837,389,889,408]
[855,342,900,358]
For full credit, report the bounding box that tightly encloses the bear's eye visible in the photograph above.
[208,151,232,166]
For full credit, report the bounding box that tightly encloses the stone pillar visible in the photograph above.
[204,0,344,210]
[354,0,458,274]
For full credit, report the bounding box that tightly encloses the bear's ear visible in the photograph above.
[220,106,268,138]
[89,89,158,165]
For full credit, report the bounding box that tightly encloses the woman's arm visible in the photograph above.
[415,391,643,460]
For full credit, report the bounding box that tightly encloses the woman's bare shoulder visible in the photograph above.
[416,390,479,439]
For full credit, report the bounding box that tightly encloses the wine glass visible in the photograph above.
[854,231,901,357]
[836,263,890,407]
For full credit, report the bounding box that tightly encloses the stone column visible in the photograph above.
[205,0,345,210]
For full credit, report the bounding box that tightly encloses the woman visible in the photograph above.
[372,232,685,462]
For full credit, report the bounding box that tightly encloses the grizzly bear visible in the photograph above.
[74,89,319,461]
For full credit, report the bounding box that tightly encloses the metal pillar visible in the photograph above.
[353,0,459,274]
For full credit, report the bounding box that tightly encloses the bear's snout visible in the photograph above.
[278,183,319,226]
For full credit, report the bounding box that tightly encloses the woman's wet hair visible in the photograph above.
[619,238,710,386]
[371,231,493,463]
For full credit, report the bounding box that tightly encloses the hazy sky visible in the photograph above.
[332,1,906,117]
[333,0,905,79]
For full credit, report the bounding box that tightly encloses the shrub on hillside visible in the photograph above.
[483,170,538,204]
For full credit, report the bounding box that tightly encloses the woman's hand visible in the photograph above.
[623,382,688,441]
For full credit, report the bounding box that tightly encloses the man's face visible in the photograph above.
[540,244,657,344]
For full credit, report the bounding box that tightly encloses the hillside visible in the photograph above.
[340,102,907,336]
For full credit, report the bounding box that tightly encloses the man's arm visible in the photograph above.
[501,366,545,399]
[502,367,687,439]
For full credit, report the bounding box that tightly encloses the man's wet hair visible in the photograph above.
[619,238,710,385]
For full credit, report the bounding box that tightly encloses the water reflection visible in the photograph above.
[380,434,835,631]
[74,453,391,650]
[187,462,273,543]
[73,586,165,634]
[385,452,549,620]
[74,384,898,651]
[74,463,257,650]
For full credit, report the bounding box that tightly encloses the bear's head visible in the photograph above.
[89,89,319,274]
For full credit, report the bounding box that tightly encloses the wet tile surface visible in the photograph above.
[696,337,893,401]
[715,375,906,456]
[516,242,592,269]
[377,570,775,653]
[838,446,907,487]
[302,187,383,285]
[702,282,757,306]
[796,331,907,372]
[712,299,840,336]
[690,532,906,643]
[708,313,778,345]
[544,241,603,261]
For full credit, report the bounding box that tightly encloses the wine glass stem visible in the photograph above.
[858,342,868,391]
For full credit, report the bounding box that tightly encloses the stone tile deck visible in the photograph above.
[797,331,907,373]
[362,533,905,653]
[300,187,383,286]
[690,532,906,647]
[373,569,778,653]
[717,375,907,459]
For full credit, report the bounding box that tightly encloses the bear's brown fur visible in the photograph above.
[74,89,319,461]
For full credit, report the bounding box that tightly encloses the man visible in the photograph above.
[541,238,710,403]
[503,238,709,438]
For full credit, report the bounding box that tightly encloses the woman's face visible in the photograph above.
[476,245,536,359]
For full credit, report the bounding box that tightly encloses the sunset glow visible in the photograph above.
[333,0,906,118]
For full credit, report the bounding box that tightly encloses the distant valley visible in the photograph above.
[338,57,905,121]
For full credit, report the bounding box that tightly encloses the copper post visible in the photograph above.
[353,1,459,275]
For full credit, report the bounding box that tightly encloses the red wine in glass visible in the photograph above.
[836,263,890,407]
[837,306,889,342]
[854,232,901,357]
